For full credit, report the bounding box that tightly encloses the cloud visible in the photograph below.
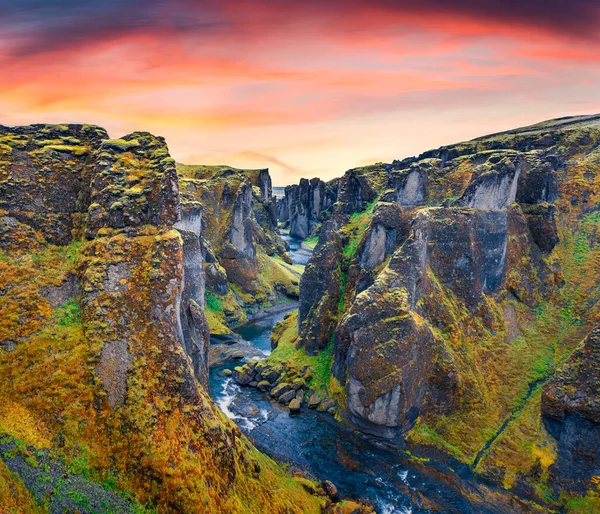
[0,0,598,61]
[0,0,599,184]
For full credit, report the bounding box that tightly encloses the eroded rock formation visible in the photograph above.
[542,326,600,493]
[277,177,338,239]
[0,125,326,512]
[294,114,600,506]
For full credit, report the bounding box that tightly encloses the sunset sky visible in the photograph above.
[1,0,599,184]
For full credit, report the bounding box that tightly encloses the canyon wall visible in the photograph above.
[0,124,325,512]
[277,177,338,239]
[296,115,600,504]
[177,164,301,333]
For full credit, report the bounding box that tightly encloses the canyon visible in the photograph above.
[1,114,599,513]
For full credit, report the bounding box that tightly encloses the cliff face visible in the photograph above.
[295,115,600,504]
[177,164,300,332]
[542,326,600,493]
[277,177,338,239]
[0,125,324,512]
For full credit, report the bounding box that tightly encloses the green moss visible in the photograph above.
[55,300,81,326]
[564,492,600,513]
[103,139,141,152]
[304,236,318,248]
[269,311,334,397]
[341,201,376,261]
[206,294,223,313]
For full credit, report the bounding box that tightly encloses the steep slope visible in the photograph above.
[273,114,600,510]
[0,124,326,512]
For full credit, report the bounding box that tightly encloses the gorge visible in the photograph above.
[1,114,599,513]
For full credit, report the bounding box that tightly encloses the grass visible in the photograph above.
[269,311,334,397]
[303,236,318,249]
[341,201,376,261]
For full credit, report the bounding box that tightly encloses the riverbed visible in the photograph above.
[208,236,500,514]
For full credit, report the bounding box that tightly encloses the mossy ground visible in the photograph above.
[0,458,45,513]
[0,236,326,513]
[269,311,335,399]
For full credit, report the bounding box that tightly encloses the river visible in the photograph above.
[208,236,499,514]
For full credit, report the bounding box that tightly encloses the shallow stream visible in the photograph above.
[208,236,497,514]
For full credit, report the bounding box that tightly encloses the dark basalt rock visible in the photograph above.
[178,229,211,389]
[336,168,378,215]
[0,124,108,245]
[298,219,344,354]
[454,155,520,210]
[86,132,180,239]
[350,202,410,294]
[542,326,600,493]
[278,177,338,239]
[383,166,429,206]
[521,203,559,254]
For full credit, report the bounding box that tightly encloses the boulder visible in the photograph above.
[271,382,292,398]
[322,480,339,501]
[232,366,253,386]
[288,398,302,412]
[279,390,297,404]
[257,380,272,392]
[307,395,321,409]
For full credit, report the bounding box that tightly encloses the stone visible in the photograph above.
[307,394,321,409]
[279,390,297,404]
[270,382,292,398]
[257,380,271,392]
[232,365,253,386]
[322,480,339,501]
[262,368,280,383]
[291,378,305,390]
[288,398,302,412]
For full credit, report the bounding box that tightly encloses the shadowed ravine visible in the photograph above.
[209,236,498,514]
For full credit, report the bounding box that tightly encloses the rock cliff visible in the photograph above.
[277,177,338,239]
[0,125,326,512]
[291,114,600,509]
[177,164,300,333]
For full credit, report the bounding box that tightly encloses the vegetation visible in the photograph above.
[269,311,335,398]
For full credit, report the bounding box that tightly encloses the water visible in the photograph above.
[208,234,501,514]
[210,326,493,514]
[236,308,293,356]
[280,233,313,265]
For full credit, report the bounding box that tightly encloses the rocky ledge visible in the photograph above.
[231,358,336,415]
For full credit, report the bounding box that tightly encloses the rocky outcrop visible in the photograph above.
[277,177,338,239]
[86,133,180,239]
[0,124,108,245]
[0,125,326,512]
[336,168,379,215]
[454,155,521,210]
[276,184,297,223]
[293,114,600,507]
[351,202,409,293]
[298,219,344,354]
[542,326,600,492]
[177,164,297,328]
[382,166,428,206]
